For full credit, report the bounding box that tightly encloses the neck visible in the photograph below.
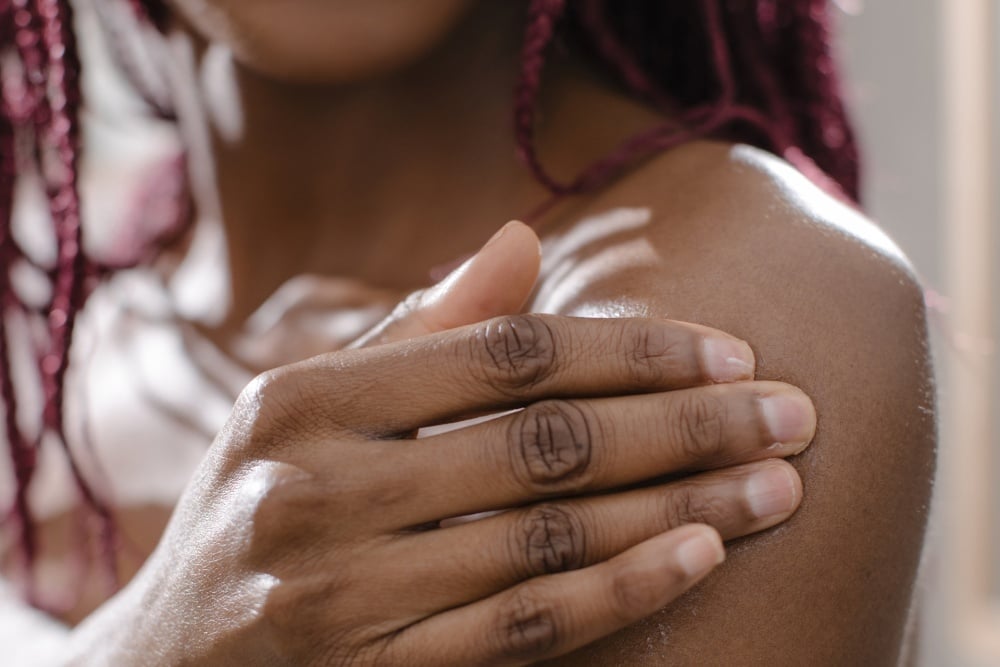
[163,4,664,331]
[167,2,548,328]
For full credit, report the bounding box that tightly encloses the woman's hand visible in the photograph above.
[74,312,815,666]
[231,221,542,368]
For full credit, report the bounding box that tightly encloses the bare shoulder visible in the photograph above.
[534,141,931,410]
[535,143,936,666]
[536,140,921,322]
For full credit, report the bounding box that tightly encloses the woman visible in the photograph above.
[0,0,935,664]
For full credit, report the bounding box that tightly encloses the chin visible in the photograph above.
[166,0,477,83]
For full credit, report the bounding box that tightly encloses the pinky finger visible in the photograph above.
[379,524,725,667]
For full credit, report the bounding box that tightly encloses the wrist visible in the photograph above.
[64,580,152,667]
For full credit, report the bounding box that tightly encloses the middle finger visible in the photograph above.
[383,380,814,528]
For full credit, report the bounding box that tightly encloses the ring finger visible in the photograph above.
[377,458,800,617]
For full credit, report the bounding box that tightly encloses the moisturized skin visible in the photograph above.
[533,144,935,665]
[3,1,934,665]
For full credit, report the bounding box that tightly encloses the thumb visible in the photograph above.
[350,221,542,348]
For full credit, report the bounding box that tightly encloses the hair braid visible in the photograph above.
[0,69,41,590]
[517,0,860,206]
[0,0,118,600]
[513,0,571,195]
[700,0,736,111]
[9,0,48,130]
[724,1,796,151]
[1,0,42,591]
[37,0,118,580]
[779,0,860,198]
[576,0,672,112]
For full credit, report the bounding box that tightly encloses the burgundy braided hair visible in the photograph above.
[515,0,859,206]
[0,0,859,602]
[1,0,116,604]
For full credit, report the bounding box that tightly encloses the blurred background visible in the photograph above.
[838,1,998,665]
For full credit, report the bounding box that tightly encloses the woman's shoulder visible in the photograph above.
[535,140,924,328]
[533,139,934,444]
[534,151,936,665]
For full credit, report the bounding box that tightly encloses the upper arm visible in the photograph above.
[534,146,936,666]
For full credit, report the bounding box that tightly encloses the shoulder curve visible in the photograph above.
[722,143,914,272]
[538,141,927,321]
[637,141,911,270]
[537,148,936,667]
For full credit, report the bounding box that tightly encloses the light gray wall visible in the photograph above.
[838,0,944,288]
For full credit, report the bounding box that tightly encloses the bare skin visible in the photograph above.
[533,143,935,665]
[0,1,934,665]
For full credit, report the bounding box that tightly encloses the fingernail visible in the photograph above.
[745,465,799,520]
[676,529,725,578]
[701,337,755,382]
[482,221,517,252]
[760,391,816,451]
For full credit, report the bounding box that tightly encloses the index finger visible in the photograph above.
[285,314,755,436]
[350,221,542,349]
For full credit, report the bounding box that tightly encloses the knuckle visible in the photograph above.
[248,468,332,567]
[511,400,595,494]
[511,503,587,577]
[661,484,700,527]
[660,483,732,529]
[235,369,300,434]
[231,367,329,455]
[495,587,561,659]
[261,578,358,666]
[235,369,287,424]
[671,392,728,461]
[471,315,558,394]
[252,468,310,531]
[621,320,693,385]
[610,562,674,618]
